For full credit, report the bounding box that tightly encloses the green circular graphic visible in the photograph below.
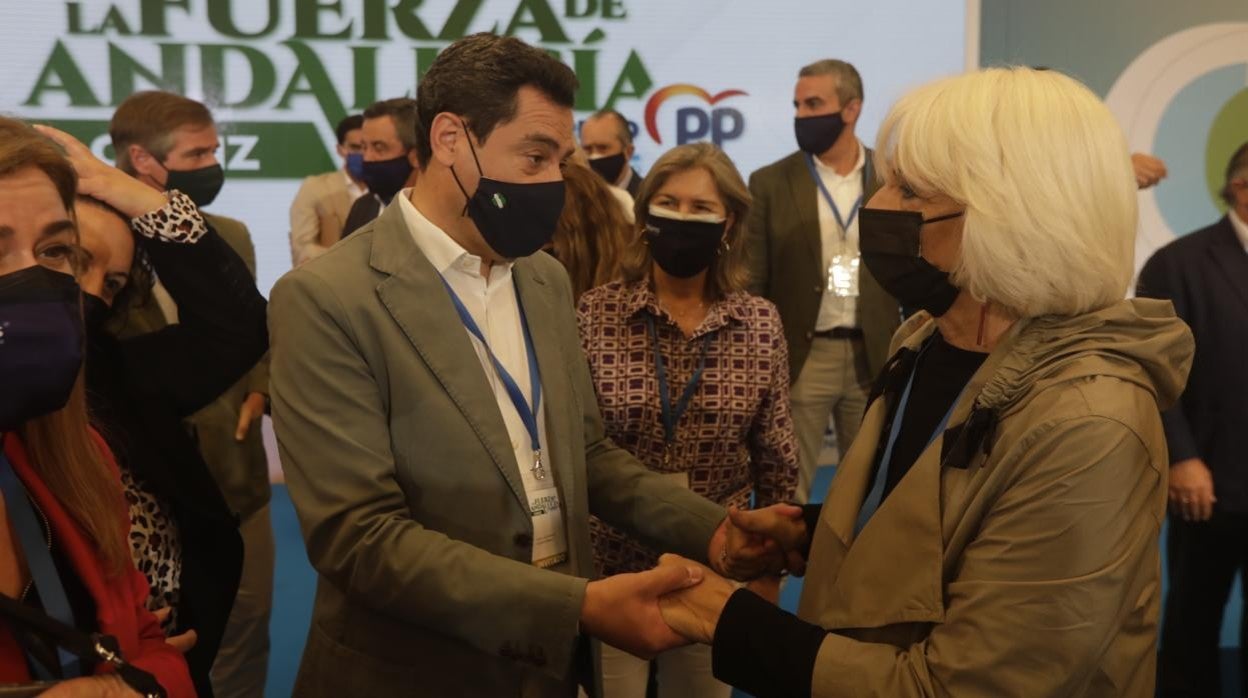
[1205,87,1248,212]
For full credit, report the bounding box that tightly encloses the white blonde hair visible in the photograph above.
[875,67,1138,318]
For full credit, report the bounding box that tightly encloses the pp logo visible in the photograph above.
[644,84,748,146]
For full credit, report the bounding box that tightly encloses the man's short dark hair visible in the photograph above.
[1223,141,1248,205]
[414,33,578,167]
[588,109,632,148]
[335,114,364,145]
[363,98,420,152]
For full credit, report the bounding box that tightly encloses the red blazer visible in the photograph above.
[0,432,195,697]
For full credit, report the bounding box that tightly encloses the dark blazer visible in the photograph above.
[624,166,642,197]
[342,193,384,239]
[85,225,268,695]
[745,148,901,384]
[1137,215,1248,513]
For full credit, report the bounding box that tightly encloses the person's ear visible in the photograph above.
[429,113,465,168]
[406,148,421,169]
[129,145,161,180]
[336,143,347,159]
[624,143,635,161]
[843,98,863,126]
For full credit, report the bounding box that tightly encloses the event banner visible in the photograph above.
[1,0,964,292]
[980,0,1248,273]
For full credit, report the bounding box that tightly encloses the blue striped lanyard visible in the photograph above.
[806,154,863,238]
[439,278,546,480]
[645,315,713,466]
[0,449,82,679]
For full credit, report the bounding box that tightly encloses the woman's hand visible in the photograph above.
[33,125,167,219]
[152,606,198,654]
[39,675,142,697]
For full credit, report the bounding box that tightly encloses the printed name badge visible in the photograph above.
[823,239,863,297]
[529,485,569,569]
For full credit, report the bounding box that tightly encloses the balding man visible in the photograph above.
[580,109,642,196]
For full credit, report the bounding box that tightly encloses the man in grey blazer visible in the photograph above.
[270,33,795,698]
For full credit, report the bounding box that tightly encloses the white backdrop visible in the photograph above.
[1,1,967,294]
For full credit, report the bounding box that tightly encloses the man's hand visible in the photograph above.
[657,554,736,645]
[1170,458,1216,522]
[39,675,142,697]
[710,504,808,580]
[580,564,703,658]
[235,391,266,442]
[33,125,168,218]
[1131,153,1168,189]
[152,606,198,654]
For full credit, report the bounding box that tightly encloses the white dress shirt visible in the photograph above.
[1230,208,1248,252]
[344,169,367,203]
[397,191,567,567]
[813,142,866,331]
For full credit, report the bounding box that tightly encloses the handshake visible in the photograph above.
[579,504,810,656]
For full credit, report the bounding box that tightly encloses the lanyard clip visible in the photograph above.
[532,450,546,481]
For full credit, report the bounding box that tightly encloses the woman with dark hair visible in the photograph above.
[42,122,269,697]
[0,116,194,696]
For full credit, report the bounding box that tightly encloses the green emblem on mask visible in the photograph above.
[491,192,507,209]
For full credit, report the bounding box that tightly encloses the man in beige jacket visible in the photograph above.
[288,114,367,266]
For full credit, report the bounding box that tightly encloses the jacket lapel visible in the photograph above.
[368,201,528,510]
[512,260,580,536]
[784,153,822,261]
[1208,218,1248,314]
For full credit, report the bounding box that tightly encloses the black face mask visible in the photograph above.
[859,208,965,317]
[451,123,566,260]
[82,292,111,336]
[644,208,726,279]
[0,267,85,431]
[588,153,627,185]
[794,112,846,156]
[164,163,224,208]
[361,155,414,204]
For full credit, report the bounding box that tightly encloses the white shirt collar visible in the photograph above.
[343,169,366,198]
[812,140,866,181]
[618,165,633,190]
[1230,208,1248,251]
[396,188,511,276]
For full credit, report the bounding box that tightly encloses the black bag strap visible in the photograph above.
[0,593,166,697]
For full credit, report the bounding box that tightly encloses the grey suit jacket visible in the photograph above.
[269,199,725,697]
[744,149,901,383]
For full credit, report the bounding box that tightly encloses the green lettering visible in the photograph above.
[97,5,136,35]
[24,41,103,107]
[139,0,190,37]
[352,45,378,109]
[208,0,280,39]
[361,0,388,39]
[571,49,597,111]
[437,0,484,40]
[67,3,92,34]
[294,0,354,40]
[604,50,651,109]
[504,0,570,43]
[277,40,348,130]
[108,42,186,103]
[602,0,626,19]
[564,0,597,19]
[379,0,435,40]
[201,44,277,109]
[414,46,441,86]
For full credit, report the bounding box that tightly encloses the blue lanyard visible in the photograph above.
[645,315,713,465]
[805,154,863,238]
[0,450,82,679]
[440,278,546,480]
[854,342,963,536]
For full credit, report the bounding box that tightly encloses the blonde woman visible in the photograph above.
[577,142,799,698]
[655,68,1195,697]
[550,160,632,299]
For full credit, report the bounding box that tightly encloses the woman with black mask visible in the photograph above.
[35,125,269,697]
[0,116,195,696]
[575,142,799,698]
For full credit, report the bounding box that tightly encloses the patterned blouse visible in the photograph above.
[577,280,800,576]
